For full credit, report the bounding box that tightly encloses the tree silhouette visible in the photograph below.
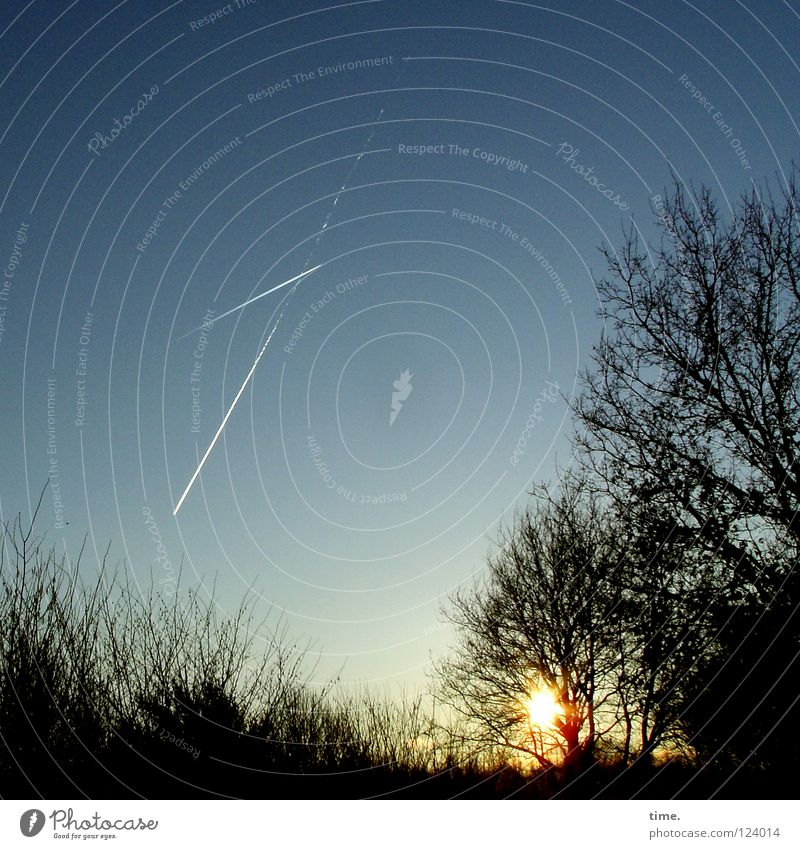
[574,174,800,782]
[576,175,800,574]
[434,477,719,778]
[435,482,636,774]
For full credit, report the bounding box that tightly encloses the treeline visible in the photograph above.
[436,175,800,798]
[0,503,735,800]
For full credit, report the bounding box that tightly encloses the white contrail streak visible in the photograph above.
[172,267,320,515]
[177,265,322,341]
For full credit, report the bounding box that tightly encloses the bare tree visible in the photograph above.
[614,517,721,765]
[576,176,800,580]
[435,482,633,773]
[574,175,800,776]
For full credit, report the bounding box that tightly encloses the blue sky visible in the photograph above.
[0,0,798,692]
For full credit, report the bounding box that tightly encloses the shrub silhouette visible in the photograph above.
[3,498,782,799]
[0,503,516,799]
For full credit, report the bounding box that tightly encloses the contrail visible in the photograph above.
[173,267,319,515]
[177,265,322,341]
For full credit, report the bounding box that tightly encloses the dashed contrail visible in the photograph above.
[173,265,322,515]
[177,265,322,341]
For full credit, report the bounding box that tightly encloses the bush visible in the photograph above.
[0,505,494,798]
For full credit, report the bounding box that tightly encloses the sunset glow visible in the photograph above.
[525,689,563,730]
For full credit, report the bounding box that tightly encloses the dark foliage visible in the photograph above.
[574,174,800,783]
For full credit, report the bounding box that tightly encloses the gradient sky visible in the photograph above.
[1,0,798,692]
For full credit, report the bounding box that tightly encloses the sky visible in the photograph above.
[0,0,798,693]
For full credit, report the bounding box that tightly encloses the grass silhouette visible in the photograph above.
[0,499,782,800]
[0,501,526,799]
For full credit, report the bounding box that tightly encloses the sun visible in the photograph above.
[525,688,563,729]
